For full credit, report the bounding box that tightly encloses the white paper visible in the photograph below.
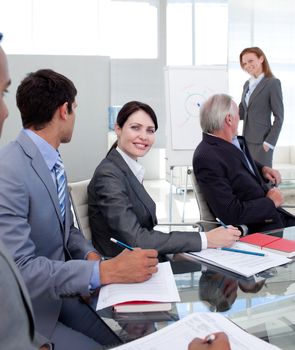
[186,242,290,277]
[96,261,180,310]
[111,312,280,350]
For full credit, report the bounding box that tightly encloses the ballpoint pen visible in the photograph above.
[221,247,265,257]
[205,334,216,344]
[110,237,134,251]
[216,217,228,228]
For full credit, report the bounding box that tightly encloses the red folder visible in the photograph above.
[240,233,295,257]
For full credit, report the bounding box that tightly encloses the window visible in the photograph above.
[0,0,158,58]
[167,0,228,65]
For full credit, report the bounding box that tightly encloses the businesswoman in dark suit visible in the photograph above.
[239,47,284,167]
[88,101,240,257]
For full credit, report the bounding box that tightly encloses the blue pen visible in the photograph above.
[216,217,228,228]
[221,247,265,257]
[110,237,134,251]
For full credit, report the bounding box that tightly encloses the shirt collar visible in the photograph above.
[23,129,59,171]
[249,72,264,86]
[116,147,145,183]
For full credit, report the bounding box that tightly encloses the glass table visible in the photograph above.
[97,226,295,349]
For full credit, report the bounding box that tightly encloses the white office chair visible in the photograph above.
[68,179,92,241]
[187,169,218,231]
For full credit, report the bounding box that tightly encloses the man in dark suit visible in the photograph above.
[0,34,51,350]
[193,93,295,234]
[0,67,158,349]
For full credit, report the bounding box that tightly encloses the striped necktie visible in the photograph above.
[54,154,66,220]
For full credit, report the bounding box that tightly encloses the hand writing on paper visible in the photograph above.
[188,332,231,350]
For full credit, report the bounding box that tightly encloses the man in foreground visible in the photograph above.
[193,93,295,234]
[0,34,52,350]
[0,68,158,349]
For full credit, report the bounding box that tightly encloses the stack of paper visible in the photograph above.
[111,312,281,350]
[186,242,291,277]
[96,262,180,311]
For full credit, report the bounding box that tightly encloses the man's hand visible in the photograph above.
[99,248,158,285]
[266,187,284,207]
[188,332,231,350]
[206,226,241,248]
[262,166,281,186]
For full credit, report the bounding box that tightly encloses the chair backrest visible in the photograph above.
[68,179,92,240]
[188,169,218,230]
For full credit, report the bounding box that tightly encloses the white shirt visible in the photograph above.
[245,73,264,106]
[116,147,145,184]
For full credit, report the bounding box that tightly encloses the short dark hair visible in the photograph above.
[108,100,158,154]
[16,69,77,130]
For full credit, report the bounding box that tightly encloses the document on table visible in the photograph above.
[111,312,280,350]
[186,242,291,277]
[96,261,180,310]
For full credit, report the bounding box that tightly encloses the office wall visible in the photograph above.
[1,54,110,182]
[110,59,165,149]
[110,59,166,179]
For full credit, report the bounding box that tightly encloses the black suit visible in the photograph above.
[193,133,295,233]
[88,149,201,257]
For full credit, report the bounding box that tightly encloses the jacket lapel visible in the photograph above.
[16,132,65,229]
[204,133,259,181]
[248,77,268,107]
[107,149,157,225]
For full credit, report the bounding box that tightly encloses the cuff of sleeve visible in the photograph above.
[199,231,207,250]
[89,260,101,291]
[263,141,274,149]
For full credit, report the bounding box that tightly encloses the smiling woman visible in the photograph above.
[239,47,284,167]
[87,100,240,258]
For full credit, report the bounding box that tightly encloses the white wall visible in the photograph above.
[1,54,110,182]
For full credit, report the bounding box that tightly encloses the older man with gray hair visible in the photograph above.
[193,93,295,234]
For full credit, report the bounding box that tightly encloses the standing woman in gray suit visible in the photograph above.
[88,101,240,258]
[239,47,284,167]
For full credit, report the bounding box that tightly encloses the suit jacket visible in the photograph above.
[0,239,37,349]
[0,131,97,339]
[88,149,201,257]
[239,76,283,146]
[193,133,291,233]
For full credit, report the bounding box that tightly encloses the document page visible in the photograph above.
[187,242,290,277]
[96,261,180,310]
[112,312,280,350]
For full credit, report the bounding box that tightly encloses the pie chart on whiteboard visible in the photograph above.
[184,93,206,119]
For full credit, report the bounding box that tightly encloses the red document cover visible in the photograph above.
[113,301,172,313]
[239,233,280,248]
[240,233,295,257]
[264,239,295,256]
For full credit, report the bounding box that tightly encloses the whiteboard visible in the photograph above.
[165,66,228,167]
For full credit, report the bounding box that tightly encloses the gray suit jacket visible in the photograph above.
[88,149,201,257]
[0,239,37,349]
[239,77,283,146]
[0,131,97,339]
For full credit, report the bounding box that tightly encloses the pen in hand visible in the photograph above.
[216,217,228,228]
[110,237,134,251]
[205,334,216,344]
